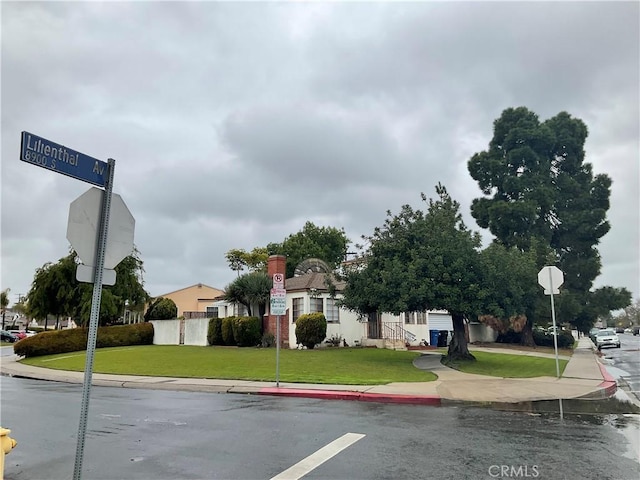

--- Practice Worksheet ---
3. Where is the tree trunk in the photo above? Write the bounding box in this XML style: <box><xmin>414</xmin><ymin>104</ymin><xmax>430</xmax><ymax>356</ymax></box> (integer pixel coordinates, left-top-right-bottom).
<box><xmin>520</xmin><ymin>320</ymin><xmax>536</xmax><ymax>347</ymax></box>
<box><xmin>443</xmin><ymin>312</ymin><xmax>475</xmax><ymax>363</ymax></box>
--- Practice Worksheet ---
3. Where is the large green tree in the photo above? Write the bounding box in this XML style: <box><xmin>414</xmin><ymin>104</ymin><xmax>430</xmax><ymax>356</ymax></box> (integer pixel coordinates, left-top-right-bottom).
<box><xmin>468</xmin><ymin>107</ymin><xmax>628</xmax><ymax>330</ymax></box>
<box><xmin>25</xmin><ymin>249</ymin><xmax>149</xmax><ymax>327</ymax></box>
<box><xmin>224</xmin><ymin>247</ymin><xmax>269</xmax><ymax>275</ymax></box>
<box><xmin>267</xmin><ymin>222</ymin><xmax>350</xmax><ymax>278</ymax></box>
<box><xmin>342</xmin><ymin>185</ymin><xmax>487</xmax><ymax>362</ymax></box>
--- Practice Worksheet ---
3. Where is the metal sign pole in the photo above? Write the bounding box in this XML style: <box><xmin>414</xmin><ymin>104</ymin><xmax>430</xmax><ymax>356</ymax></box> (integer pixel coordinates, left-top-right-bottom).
<box><xmin>547</xmin><ymin>269</ymin><xmax>564</xmax><ymax>421</ymax></box>
<box><xmin>73</xmin><ymin>158</ymin><xmax>115</xmax><ymax>480</ymax></box>
<box><xmin>276</xmin><ymin>314</ymin><xmax>281</xmax><ymax>387</ymax></box>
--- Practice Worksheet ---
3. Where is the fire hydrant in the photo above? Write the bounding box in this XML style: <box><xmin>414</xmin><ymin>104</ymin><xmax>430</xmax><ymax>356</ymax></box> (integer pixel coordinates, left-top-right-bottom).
<box><xmin>0</xmin><ymin>427</ymin><xmax>17</xmax><ymax>480</ymax></box>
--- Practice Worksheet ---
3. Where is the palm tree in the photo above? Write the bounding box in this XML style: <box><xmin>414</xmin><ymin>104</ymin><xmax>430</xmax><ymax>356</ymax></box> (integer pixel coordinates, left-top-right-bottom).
<box><xmin>223</xmin><ymin>272</ymin><xmax>271</xmax><ymax>319</ymax></box>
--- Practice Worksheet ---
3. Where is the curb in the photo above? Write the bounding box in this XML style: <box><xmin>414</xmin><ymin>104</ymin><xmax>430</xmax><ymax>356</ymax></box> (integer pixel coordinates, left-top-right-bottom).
<box><xmin>596</xmin><ymin>362</ymin><xmax>618</xmax><ymax>398</ymax></box>
<box><xmin>258</xmin><ymin>387</ymin><xmax>442</xmax><ymax>405</ymax></box>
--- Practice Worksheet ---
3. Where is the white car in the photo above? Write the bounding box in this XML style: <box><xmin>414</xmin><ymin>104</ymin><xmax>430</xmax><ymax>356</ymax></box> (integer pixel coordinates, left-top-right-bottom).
<box><xmin>595</xmin><ymin>330</ymin><xmax>621</xmax><ymax>350</ymax></box>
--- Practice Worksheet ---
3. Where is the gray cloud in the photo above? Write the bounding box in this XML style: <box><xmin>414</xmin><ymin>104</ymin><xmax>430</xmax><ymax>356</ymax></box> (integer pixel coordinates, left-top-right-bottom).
<box><xmin>2</xmin><ymin>1</ymin><xmax>638</xmax><ymax>301</ymax></box>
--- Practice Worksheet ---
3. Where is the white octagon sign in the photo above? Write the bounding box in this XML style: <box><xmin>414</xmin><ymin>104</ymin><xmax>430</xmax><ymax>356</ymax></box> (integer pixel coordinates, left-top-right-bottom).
<box><xmin>67</xmin><ymin>187</ymin><xmax>135</xmax><ymax>270</ymax></box>
<box><xmin>537</xmin><ymin>266</ymin><xmax>564</xmax><ymax>295</ymax></box>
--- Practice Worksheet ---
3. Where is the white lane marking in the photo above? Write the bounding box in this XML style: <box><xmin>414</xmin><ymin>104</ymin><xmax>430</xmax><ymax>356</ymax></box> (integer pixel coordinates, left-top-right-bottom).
<box><xmin>270</xmin><ymin>432</ymin><xmax>365</xmax><ymax>480</ymax></box>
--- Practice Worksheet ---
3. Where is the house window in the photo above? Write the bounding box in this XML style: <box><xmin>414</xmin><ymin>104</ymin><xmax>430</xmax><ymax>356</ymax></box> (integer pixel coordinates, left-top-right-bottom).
<box><xmin>292</xmin><ymin>297</ymin><xmax>303</xmax><ymax>322</ymax></box>
<box><xmin>206</xmin><ymin>306</ymin><xmax>219</xmax><ymax>318</ymax></box>
<box><xmin>404</xmin><ymin>312</ymin><xmax>415</xmax><ymax>324</ymax></box>
<box><xmin>310</xmin><ymin>297</ymin><xmax>323</xmax><ymax>314</ymax></box>
<box><xmin>416</xmin><ymin>311</ymin><xmax>427</xmax><ymax>325</ymax></box>
<box><xmin>325</xmin><ymin>298</ymin><xmax>340</xmax><ymax>323</ymax></box>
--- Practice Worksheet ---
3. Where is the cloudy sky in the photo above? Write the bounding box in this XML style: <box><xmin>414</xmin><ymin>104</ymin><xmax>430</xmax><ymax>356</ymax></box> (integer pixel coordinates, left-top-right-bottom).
<box><xmin>1</xmin><ymin>1</ymin><xmax>638</xmax><ymax>306</ymax></box>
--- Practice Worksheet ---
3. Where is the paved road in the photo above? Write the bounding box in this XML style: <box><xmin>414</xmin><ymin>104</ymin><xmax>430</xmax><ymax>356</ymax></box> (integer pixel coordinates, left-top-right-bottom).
<box><xmin>1</xmin><ymin>376</ymin><xmax>638</xmax><ymax>480</ymax></box>
<box><xmin>600</xmin><ymin>333</ymin><xmax>640</xmax><ymax>402</ymax></box>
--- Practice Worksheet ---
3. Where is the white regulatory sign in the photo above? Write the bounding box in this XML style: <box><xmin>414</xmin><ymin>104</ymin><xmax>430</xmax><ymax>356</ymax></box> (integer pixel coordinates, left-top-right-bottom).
<box><xmin>270</xmin><ymin>287</ymin><xmax>286</xmax><ymax>315</ymax></box>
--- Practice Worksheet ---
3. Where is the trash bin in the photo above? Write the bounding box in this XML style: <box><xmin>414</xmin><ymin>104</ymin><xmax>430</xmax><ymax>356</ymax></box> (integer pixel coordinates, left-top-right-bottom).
<box><xmin>429</xmin><ymin>329</ymin><xmax>439</xmax><ymax>347</ymax></box>
<box><xmin>438</xmin><ymin>330</ymin><xmax>448</xmax><ymax>347</ymax></box>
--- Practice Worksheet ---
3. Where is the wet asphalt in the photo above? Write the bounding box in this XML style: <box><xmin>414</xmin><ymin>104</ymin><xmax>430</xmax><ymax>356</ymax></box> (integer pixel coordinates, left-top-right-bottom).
<box><xmin>1</xmin><ymin>375</ymin><xmax>638</xmax><ymax>480</ymax></box>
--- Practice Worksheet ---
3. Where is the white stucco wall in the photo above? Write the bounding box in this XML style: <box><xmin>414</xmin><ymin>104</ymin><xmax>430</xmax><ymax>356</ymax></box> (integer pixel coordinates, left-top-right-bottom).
<box><xmin>151</xmin><ymin>320</ymin><xmax>180</xmax><ymax>345</ymax></box>
<box><xmin>184</xmin><ymin>318</ymin><xmax>209</xmax><ymax>346</ymax></box>
<box><xmin>468</xmin><ymin>323</ymin><xmax>499</xmax><ymax>343</ymax></box>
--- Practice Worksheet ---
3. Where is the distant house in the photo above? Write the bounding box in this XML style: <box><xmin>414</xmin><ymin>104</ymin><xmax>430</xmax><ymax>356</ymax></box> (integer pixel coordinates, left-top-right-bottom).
<box><xmin>150</xmin><ymin>259</ymin><xmax>497</xmax><ymax>348</ymax></box>
<box><xmin>154</xmin><ymin>283</ymin><xmax>224</xmax><ymax>318</ymax></box>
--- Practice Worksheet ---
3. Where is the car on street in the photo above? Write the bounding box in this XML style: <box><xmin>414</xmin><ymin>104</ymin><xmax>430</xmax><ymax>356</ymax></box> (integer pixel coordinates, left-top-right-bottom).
<box><xmin>595</xmin><ymin>329</ymin><xmax>621</xmax><ymax>350</ymax></box>
<box><xmin>6</xmin><ymin>330</ymin><xmax>27</xmax><ymax>340</ymax></box>
<box><xmin>633</xmin><ymin>326</ymin><xmax>640</xmax><ymax>336</ymax></box>
<box><xmin>1</xmin><ymin>330</ymin><xmax>18</xmax><ymax>343</ymax></box>
<box><xmin>589</xmin><ymin>327</ymin><xmax>601</xmax><ymax>342</ymax></box>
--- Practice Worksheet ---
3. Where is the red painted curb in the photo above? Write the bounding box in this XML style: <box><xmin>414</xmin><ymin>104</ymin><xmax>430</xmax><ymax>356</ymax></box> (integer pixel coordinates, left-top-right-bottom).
<box><xmin>597</xmin><ymin>362</ymin><xmax>617</xmax><ymax>397</ymax></box>
<box><xmin>258</xmin><ymin>387</ymin><xmax>441</xmax><ymax>406</ymax></box>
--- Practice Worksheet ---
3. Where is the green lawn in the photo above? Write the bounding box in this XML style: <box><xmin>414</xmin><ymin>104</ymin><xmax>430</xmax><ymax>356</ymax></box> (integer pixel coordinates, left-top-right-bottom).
<box><xmin>446</xmin><ymin>350</ymin><xmax>568</xmax><ymax>378</ymax></box>
<box><xmin>20</xmin><ymin>345</ymin><xmax>569</xmax><ymax>384</ymax></box>
<box><xmin>21</xmin><ymin>345</ymin><xmax>437</xmax><ymax>385</ymax></box>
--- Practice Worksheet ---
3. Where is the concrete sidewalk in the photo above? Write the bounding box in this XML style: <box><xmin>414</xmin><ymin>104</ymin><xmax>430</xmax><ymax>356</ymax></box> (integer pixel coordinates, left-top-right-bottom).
<box><xmin>0</xmin><ymin>337</ymin><xmax>615</xmax><ymax>406</ymax></box>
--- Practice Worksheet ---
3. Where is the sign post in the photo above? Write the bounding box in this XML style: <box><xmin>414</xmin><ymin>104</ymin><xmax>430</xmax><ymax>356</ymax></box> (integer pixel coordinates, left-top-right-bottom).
<box><xmin>71</xmin><ymin>159</ymin><xmax>115</xmax><ymax>480</ymax></box>
<box><xmin>538</xmin><ymin>265</ymin><xmax>565</xmax><ymax>420</ymax></box>
<box><xmin>270</xmin><ymin>274</ymin><xmax>286</xmax><ymax>387</ymax></box>
<box><xmin>19</xmin><ymin>132</ymin><xmax>133</xmax><ymax>479</ymax></box>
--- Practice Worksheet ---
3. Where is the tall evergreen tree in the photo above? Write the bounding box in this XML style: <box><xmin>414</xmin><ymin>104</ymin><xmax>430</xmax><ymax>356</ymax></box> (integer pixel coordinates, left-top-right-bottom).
<box><xmin>468</xmin><ymin>107</ymin><xmax>627</xmax><ymax>331</ymax></box>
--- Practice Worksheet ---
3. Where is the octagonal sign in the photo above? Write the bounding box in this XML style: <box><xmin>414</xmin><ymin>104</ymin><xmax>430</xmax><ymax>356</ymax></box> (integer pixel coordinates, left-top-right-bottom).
<box><xmin>67</xmin><ymin>187</ymin><xmax>135</xmax><ymax>269</ymax></box>
<box><xmin>537</xmin><ymin>266</ymin><xmax>564</xmax><ymax>295</ymax></box>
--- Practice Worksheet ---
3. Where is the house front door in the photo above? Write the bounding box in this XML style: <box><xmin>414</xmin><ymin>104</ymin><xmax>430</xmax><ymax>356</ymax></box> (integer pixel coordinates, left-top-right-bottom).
<box><xmin>367</xmin><ymin>312</ymin><xmax>381</xmax><ymax>339</ymax></box>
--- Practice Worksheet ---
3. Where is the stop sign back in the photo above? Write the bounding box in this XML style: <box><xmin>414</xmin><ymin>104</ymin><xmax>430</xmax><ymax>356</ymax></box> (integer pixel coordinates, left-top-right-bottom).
<box><xmin>67</xmin><ymin>187</ymin><xmax>135</xmax><ymax>269</ymax></box>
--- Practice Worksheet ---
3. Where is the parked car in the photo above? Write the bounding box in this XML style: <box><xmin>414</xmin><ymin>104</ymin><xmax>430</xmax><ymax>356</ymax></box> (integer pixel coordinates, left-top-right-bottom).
<box><xmin>595</xmin><ymin>330</ymin><xmax>621</xmax><ymax>350</ymax></box>
<box><xmin>1</xmin><ymin>330</ymin><xmax>18</xmax><ymax>343</ymax></box>
<box><xmin>633</xmin><ymin>326</ymin><xmax>640</xmax><ymax>336</ymax></box>
<box><xmin>589</xmin><ymin>328</ymin><xmax>600</xmax><ymax>343</ymax></box>
<box><xmin>6</xmin><ymin>330</ymin><xmax>27</xmax><ymax>340</ymax></box>
<box><xmin>615</xmin><ymin>327</ymin><xmax>625</xmax><ymax>334</ymax></box>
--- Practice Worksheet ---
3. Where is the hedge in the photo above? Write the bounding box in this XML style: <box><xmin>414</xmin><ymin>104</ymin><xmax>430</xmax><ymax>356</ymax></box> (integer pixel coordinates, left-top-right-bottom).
<box><xmin>295</xmin><ymin>312</ymin><xmax>327</xmax><ymax>349</ymax></box>
<box><xmin>221</xmin><ymin>317</ymin><xmax>235</xmax><ymax>345</ymax></box>
<box><xmin>13</xmin><ymin>323</ymin><xmax>154</xmax><ymax>358</ymax></box>
<box><xmin>207</xmin><ymin>317</ymin><xmax>223</xmax><ymax>345</ymax></box>
<box><xmin>232</xmin><ymin>316</ymin><xmax>261</xmax><ymax>347</ymax></box>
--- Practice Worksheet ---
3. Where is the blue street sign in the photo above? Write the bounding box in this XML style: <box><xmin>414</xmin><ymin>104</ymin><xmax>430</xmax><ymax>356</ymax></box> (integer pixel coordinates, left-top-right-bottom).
<box><xmin>20</xmin><ymin>131</ymin><xmax>109</xmax><ymax>187</ymax></box>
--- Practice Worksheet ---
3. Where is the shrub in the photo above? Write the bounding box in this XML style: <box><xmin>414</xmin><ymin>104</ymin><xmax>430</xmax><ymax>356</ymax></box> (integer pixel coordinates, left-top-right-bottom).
<box><xmin>14</xmin><ymin>323</ymin><xmax>154</xmax><ymax>358</ymax></box>
<box><xmin>496</xmin><ymin>330</ymin><xmax>522</xmax><ymax>344</ymax></box>
<box><xmin>533</xmin><ymin>330</ymin><xmax>574</xmax><ymax>349</ymax></box>
<box><xmin>325</xmin><ymin>333</ymin><xmax>342</xmax><ymax>347</ymax></box>
<box><xmin>232</xmin><ymin>316</ymin><xmax>261</xmax><ymax>347</ymax></box>
<box><xmin>221</xmin><ymin>316</ymin><xmax>236</xmax><ymax>345</ymax></box>
<box><xmin>207</xmin><ymin>318</ymin><xmax>223</xmax><ymax>345</ymax></box>
<box><xmin>295</xmin><ymin>312</ymin><xmax>327</xmax><ymax>349</ymax></box>
<box><xmin>144</xmin><ymin>297</ymin><xmax>177</xmax><ymax>320</ymax></box>
<box><xmin>261</xmin><ymin>332</ymin><xmax>275</xmax><ymax>348</ymax></box>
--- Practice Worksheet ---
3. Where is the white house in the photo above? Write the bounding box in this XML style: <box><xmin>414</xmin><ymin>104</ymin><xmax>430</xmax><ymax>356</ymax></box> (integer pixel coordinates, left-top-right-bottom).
<box><xmin>150</xmin><ymin>256</ymin><xmax>497</xmax><ymax>348</ymax></box>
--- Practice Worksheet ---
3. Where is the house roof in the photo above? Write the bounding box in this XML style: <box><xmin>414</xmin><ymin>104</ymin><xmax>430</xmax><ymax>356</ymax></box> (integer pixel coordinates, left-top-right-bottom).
<box><xmin>157</xmin><ymin>283</ymin><xmax>223</xmax><ymax>297</ymax></box>
<box><xmin>285</xmin><ymin>272</ymin><xmax>346</xmax><ymax>293</ymax></box>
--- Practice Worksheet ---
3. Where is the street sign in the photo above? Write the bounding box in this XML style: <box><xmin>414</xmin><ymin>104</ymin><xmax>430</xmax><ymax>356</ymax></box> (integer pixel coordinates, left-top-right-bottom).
<box><xmin>538</xmin><ymin>266</ymin><xmax>564</xmax><ymax>295</ymax></box>
<box><xmin>20</xmin><ymin>131</ymin><xmax>109</xmax><ymax>188</ymax></box>
<box><xmin>270</xmin><ymin>288</ymin><xmax>286</xmax><ymax>315</ymax></box>
<box><xmin>67</xmin><ymin>187</ymin><xmax>135</xmax><ymax>271</ymax></box>
<box><xmin>273</xmin><ymin>273</ymin><xmax>285</xmax><ymax>289</ymax></box>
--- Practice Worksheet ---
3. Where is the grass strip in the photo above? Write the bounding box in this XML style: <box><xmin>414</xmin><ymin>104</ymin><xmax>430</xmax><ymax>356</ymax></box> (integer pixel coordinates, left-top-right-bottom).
<box><xmin>445</xmin><ymin>350</ymin><xmax>569</xmax><ymax>377</ymax></box>
<box><xmin>21</xmin><ymin>345</ymin><xmax>437</xmax><ymax>385</ymax></box>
